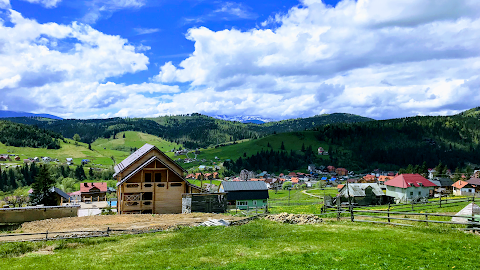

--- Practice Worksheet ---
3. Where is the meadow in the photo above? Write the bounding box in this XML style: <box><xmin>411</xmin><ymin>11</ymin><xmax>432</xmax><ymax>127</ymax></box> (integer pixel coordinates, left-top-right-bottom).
<box><xmin>1</xmin><ymin>219</ymin><xmax>479</xmax><ymax>269</ymax></box>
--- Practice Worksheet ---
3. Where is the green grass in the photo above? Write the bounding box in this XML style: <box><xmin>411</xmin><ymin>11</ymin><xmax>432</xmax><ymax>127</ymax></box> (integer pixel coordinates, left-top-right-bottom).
<box><xmin>1</xmin><ymin>220</ymin><xmax>479</xmax><ymax>269</ymax></box>
<box><xmin>180</xmin><ymin>131</ymin><xmax>330</xmax><ymax>170</ymax></box>
<box><xmin>0</xmin><ymin>131</ymin><xmax>181</xmax><ymax>168</ymax></box>
<box><xmin>187</xmin><ymin>179</ymin><xmax>222</xmax><ymax>187</ymax></box>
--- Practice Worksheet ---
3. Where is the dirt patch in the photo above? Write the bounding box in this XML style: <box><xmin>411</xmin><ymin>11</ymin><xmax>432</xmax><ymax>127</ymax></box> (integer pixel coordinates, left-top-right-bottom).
<box><xmin>1</xmin><ymin>213</ymin><xmax>243</xmax><ymax>242</ymax></box>
<box><xmin>265</xmin><ymin>213</ymin><xmax>323</xmax><ymax>225</ymax></box>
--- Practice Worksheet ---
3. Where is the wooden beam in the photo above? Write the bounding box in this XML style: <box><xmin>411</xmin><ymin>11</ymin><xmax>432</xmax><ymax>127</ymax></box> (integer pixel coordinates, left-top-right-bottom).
<box><xmin>143</xmin><ymin>168</ymin><xmax>168</xmax><ymax>171</ymax></box>
<box><xmin>167</xmin><ymin>170</ymin><xmax>169</xmax><ymax>189</ymax></box>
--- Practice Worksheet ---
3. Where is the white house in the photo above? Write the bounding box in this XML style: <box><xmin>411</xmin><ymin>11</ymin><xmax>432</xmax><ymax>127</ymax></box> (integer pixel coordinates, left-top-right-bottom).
<box><xmin>385</xmin><ymin>174</ymin><xmax>436</xmax><ymax>203</ymax></box>
<box><xmin>452</xmin><ymin>180</ymin><xmax>476</xmax><ymax>196</ymax></box>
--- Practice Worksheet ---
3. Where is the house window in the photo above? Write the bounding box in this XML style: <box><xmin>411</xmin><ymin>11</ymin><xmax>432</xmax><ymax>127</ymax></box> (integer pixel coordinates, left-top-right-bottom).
<box><xmin>145</xmin><ymin>173</ymin><xmax>152</xmax><ymax>182</ymax></box>
<box><xmin>263</xmin><ymin>200</ymin><xmax>267</xmax><ymax>204</ymax></box>
<box><xmin>237</xmin><ymin>201</ymin><xmax>248</xmax><ymax>206</ymax></box>
<box><xmin>410</xmin><ymin>192</ymin><xmax>413</xmax><ymax>196</ymax></box>
<box><xmin>418</xmin><ymin>191</ymin><xmax>421</xmax><ymax>196</ymax></box>
<box><xmin>157</xmin><ymin>183</ymin><xmax>165</xmax><ymax>188</ymax></box>
<box><xmin>171</xmin><ymin>183</ymin><xmax>182</xmax><ymax>187</ymax></box>
<box><xmin>155</xmin><ymin>173</ymin><xmax>162</xmax><ymax>182</ymax></box>
<box><xmin>253</xmin><ymin>200</ymin><xmax>257</xmax><ymax>206</ymax></box>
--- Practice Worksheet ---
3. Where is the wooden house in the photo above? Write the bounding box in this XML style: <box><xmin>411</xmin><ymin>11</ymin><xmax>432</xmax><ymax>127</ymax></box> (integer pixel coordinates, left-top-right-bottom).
<box><xmin>114</xmin><ymin>144</ymin><xmax>202</xmax><ymax>214</ymax></box>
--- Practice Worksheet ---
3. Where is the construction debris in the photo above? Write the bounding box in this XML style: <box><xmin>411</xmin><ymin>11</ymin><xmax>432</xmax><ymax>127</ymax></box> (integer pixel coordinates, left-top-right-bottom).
<box><xmin>264</xmin><ymin>213</ymin><xmax>323</xmax><ymax>225</ymax></box>
<box><xmin>198</xmin><ymin>219</ymin><xmax>230</xmax><ymax>227</ymax></box>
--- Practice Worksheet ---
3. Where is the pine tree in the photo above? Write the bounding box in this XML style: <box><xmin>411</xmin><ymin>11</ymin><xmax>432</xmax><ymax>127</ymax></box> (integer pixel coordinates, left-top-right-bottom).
<box><xmin>301</xmin><ymin>143</ymin><xmax>305</xmax><ymax>152</ymax></box>
<box><xmin>88</xmin><ymin>143</ymin><xmax>92</xmax><ymax>150</ymax></box>
<box><xmin>281</xmin><ymin>141</ymin><xmax>285</xmax><ymax>150</ymax></box>
<box><xmin>123</xmin><ymin>133</ymin><xmax>126</xmax><ymax>138</ymax></box>
<box><xmin>30</xmin><ymin>165</ymin><xmax>56</xmax><ymax>206</ymax></box>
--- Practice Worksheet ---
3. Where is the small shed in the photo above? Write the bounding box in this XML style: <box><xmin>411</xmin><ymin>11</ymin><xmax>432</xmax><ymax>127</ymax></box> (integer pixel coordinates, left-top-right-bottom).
<box><xmin>182</xmin><ymin>193</ymin><xmax>227</xmax><ymax>213</ymax></box>
<box><xmin>219</xmin><ymin>181</ymin><xmax>269</xmax><ymax>210</ymax></box>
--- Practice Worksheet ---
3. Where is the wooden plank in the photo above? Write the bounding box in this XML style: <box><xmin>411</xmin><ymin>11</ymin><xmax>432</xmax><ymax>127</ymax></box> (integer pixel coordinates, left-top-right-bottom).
<box><xmin>354</xmin><ymin>215</ymin><xmax>480</xmax><ymax>226</ymax></box>
<box><xmin>353</xmin><ymin>209</ymin><xmax>477</xmax><ymax>218</ymax></box>
<box><xmin>353</xmin><ymin>220</ymin><xmax>413</xmax><ymax>226</ymax></box>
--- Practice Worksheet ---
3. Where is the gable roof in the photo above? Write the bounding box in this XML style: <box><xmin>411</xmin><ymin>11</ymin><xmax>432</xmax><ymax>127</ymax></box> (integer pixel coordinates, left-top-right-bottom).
<box><xmin>452</xmin><ymin>180</ymin><xmax>471</xmax><ymax>189</ymax></box>
<box><xmin>221</xmin><ymin>181</ymin><xmax>268</xmax><ymax>192</ymax></box>
<box><xmin>113</xmin><ymin>143</ymin><xmax>185</xmax><ymax>178</ymax></box>
<box><xmin>339</xmin><ymin>183</ymin><xmax>384</xmax><ymax>197</ymax></box>
<box><xmin>467</xmin><ymin>178</ymin><xmax>480</xmax><ymax>186</ymax></box>
<box><xmin>80</xmin><ymin>182</ymin><xmax>107</xmax><ymax>193</ymax></box>
<box><xmin>385</xmin><ymin>174</ymin><xmax>436</xmax><ymax>188</ymax></box>
<box><xmin>378</xmin><ymin>175</ymin><xmax>394</xmax><ymax>182</ymax></box>
<box><xmin>433</xmin><ymin>177</ymin><xmax>454</xmax><ymax>187</ymax></box>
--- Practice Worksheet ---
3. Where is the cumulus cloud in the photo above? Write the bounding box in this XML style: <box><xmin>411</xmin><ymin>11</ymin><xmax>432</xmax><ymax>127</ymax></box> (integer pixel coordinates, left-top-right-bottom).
<box><xmin>0</xmin><ymin>10</ymin><xmax>178</xmax><ymax>118</ymax></box>
<box><xmin>0</xmin><ymin>0</ymin><xmax>10</xmax><ymax>9</ymax></box>
<box><xmin>155</xmin><ymin>0</ymin><xmax>480</xmax><ymax>119</ymax></box>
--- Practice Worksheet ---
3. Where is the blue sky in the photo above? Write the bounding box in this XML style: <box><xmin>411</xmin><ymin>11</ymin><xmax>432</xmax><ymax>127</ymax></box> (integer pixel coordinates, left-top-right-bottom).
<box><xmin>0</xmin><ymin>0</ymin><xmax>479</xmax><ymax>120</ymax></box>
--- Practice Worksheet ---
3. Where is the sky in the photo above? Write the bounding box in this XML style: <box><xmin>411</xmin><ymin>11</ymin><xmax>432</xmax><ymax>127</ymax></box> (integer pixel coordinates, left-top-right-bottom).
<box><xmin>0</xmin><ymin>0</ymin><xmax>479</xmax><ymax>120</ymax></box>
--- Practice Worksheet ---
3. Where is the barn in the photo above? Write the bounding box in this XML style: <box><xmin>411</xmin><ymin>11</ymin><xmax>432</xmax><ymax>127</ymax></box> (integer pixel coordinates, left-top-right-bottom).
<box><xmin>114</xmin><ymin>143</ymin><xmax>202</xmax><ymax>214</ymax></box>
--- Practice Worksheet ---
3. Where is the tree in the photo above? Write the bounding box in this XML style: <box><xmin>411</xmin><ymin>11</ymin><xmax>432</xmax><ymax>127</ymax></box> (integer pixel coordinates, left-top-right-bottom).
<box><xmin>88</xmin><ymin>143</ymin><xmax>92</xmax><ymax>150</ymax></box>
<box><xmin>301</xmin><ymin>143</ymin><xmax>305</xmax><ymax>152</ymax></box>
<box><xmin>73</xmin><ymin>133</ymin><xmax>81</xmax><ymax>142</ymax></box>
<box><xmin>282</xmin><ymin>181</ymin><xmax>292</xmax><ymax>190</ymax></box>
<box><xmin>123</xmin><ymin>133</ymin><xmax>126</xmax><ymax>138</ymax></box>
<box><xmin>280</xmin><ymin>141</ymin><xmax>285</xmax><ymax>150</ymax></box>
<box><xmin>30</xmin><ymin>165</ymin><xmax>57</xmax><ymax>206</ymax></box>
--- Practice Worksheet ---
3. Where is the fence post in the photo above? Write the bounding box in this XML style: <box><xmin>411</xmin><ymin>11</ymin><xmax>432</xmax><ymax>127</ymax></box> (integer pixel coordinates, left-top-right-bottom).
<box><xmin>388</xmin><ymin>203</ymin><xmax>391</xmax><ymax>223</ymax></box>
<box><xmin>411</xmin><ymin>200</ymin><xmax>414</xmax><ymax>211</ymax></box>
<box><xmin>336</xmin><ymin>197</ymin><xmax>341</xmax><ymax>221</ymax></box>
<box><xmin>439</xmin><ymin>195</ymin><xmax>442</xmax><ymax>208</ymax></box>
<box><xmin>350</xmin><ymin>204</ymin><xmax>354</xmax><ymax>222</ymax></box>
<box><xmin>107</xmin><ymin>227</ymin><xmax>110</xmax><ymax>236</ymax></box>
<box><xmin>425</xmin><ymin>214</ymin><xmax>428</xmax><ymax>226</ymax></box>
<box><xmin>45</xmin><ymin>230</ymin><xmax>48</xmax><ymax>240</ymax></box>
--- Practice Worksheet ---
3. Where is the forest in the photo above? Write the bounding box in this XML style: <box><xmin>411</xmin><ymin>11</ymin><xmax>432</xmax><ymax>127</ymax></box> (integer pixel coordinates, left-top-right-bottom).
<box><xmin>315</xmin><ymin>110</ymin><xmax>480</xmax><ymax>172</ymax></box>
<box><xmin>3</xmin><ymin>112</ymin><xmax>371</xmax><ymax>149</ymax></box>
<box><xmin>0</xmin><ymin>121</ymin><xmax>62</xmax><ymax>149</ymax></box>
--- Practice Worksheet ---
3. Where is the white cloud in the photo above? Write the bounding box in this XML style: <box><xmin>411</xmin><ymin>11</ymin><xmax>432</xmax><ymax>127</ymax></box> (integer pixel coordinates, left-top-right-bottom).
<box><xmin>0</xmin><ymin>10</ymin><xmax>178</xmax><ymax>118</ymax></box>
<box><xmin>155</xmin><ymin>0</ymin><xmax>480</xmax><ymax>119</ymax></box>
<box><xmin>20</xmin><ymin>0</ymin><xmax>62</xmax><ymax>8</ymax></box>
<box><xmin>83</xmin><ymin>0</ymin><xmax>146</xmax><ymax>24</ymax></box>
<box><xmin>134</xmin><ymin>27</ymin><xmax>160</xmax><ymax>35</ymax></box>
<box><xmin>214</xmin><ymin>2</ymin><xmax>257</xmax><ymax>19</ymax></box>
<box><xmin>0</xmin><ymin>0</ymin><xmax>10</xmax><ymax>9</ymax></box>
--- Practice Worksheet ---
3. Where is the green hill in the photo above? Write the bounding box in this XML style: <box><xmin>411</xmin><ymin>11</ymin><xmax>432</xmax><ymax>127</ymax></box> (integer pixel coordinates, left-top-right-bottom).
<box><xmin>3</xmin><ymin>113</ymin><xmax>373</xmax><ymax>149</ymax></box>
<box><xmin>0</xmin><ymin>120</ymin><xmax>63</xmax><ymax>149</ymax></box>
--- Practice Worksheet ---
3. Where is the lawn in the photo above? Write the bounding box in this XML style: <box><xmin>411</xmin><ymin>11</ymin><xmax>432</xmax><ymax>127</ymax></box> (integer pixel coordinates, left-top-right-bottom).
<box><xmin>1</xmin><ymin>219</ymin><xmax>479</xmax><ymax>269</ymax></box>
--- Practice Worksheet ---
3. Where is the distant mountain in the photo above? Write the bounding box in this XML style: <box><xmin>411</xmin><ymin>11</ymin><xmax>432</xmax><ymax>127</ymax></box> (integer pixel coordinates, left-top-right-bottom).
<box><xmin>0</xmin><ymin>110</ymin><xmax>62</xmax><ymax>120</ymax></box>
<box><xmin>211</xmin><ymin>115</ymin><xmax>274</xmax><ymax>124</ymax></box>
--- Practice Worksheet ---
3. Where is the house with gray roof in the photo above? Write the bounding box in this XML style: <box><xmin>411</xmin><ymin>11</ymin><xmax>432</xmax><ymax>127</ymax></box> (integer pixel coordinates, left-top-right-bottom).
<box><xmin>338</xmin><ymin>183</ymin><xmax>391</xmax><ymax>205</ymax></box>
<box><xmin>219</xmin><ymin>181</ymin><xmax>269</xmax><ymax>210</ymax></box>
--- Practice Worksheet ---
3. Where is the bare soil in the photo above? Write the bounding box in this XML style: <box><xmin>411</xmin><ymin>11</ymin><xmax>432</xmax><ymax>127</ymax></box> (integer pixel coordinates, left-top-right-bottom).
<box><xmin>1</xmin><ymin>213</ymin><xmax>243</xmax><ymax>242</ymax></box>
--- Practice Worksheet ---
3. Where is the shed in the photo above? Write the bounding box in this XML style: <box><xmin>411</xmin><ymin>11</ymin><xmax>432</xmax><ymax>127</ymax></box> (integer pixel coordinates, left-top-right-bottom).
<box><xmin>338</xmin><ymin>183</ymin><xmax>390</xmax><ymax>205</ymax></box>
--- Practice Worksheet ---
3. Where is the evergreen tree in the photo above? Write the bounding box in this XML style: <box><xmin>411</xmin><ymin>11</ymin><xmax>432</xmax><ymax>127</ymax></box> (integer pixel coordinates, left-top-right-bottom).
<box><xmin>88</xmin><ymin>143</ymin><xmax>92</xmax><ymax>150</ymax></box>
<box><xmin>280</xmin><ymin>141</ymin><xmax>285</xmax><ymax>150</ymax></box>
<box><xmin>89</xmin><ymin>167</ymin><xmax>95</xmax><ymax>179</ymax></box>
<box><xmin>123</xmin><ymin>133</ymin><xmax>126</xmax><ymax>138</ymax></box>
<box><xmin>30</xmin><ymin>165</ymin><xmax>57</xmax><ymax>206</ymax></box>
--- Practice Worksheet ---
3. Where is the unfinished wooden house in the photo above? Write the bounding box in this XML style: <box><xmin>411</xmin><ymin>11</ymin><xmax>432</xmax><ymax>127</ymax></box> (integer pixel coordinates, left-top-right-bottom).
<box><xmin>114</xmin><ymin>144</ymin><xmax>202</xmax><ymax>214</ymax></box>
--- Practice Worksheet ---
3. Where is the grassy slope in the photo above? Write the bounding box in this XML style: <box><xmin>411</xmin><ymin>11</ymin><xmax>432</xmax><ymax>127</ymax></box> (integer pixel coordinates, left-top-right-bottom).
<box><xmin>1</xmin><ymin>220</ymin><xmax>479</xmax><ymax>269</ymax></box>
<box><xmin>0</xmin><ymin>131</ymin><xmax>180</xmax><ymax>168</ymax></box>
<box><xmin>181</xmin><ymin>131</ymin><xmax>330</xmax><ymax>170</ymax></box>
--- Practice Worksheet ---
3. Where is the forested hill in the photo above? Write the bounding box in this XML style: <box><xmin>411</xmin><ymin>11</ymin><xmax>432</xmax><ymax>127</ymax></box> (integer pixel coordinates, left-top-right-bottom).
<box><xmin>0</xmin><ymin>121</ymin><xmax>63</xmax><ymax>149</ymax></box>
<box><xmin>3</xmin><ymin>113</ymin><xmax>372</xmax><ymax>149</ymax></box>
<box><xmin>316</xmin><ymin>113</ymin><xmax>480</xmax><ymax>172</ymax></box>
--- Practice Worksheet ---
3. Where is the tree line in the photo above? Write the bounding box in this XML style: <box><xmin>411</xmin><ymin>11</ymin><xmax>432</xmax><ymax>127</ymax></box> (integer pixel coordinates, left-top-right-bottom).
<box><xmin>0</xmin><ymin>121</ymin><xmax>62</xmax><ymax>149</ymax></box>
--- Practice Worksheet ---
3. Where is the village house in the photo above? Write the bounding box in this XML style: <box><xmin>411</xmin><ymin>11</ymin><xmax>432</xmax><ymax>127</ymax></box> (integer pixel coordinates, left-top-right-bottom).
<box><xmin>430</xmin><ymin>177</ymin><xmax>454</xmax><ymax>195</ymax></box>
<box><xmin>327</xmin><ymin>166</ymin><xmax>336</xmax><ymax>173</ymax></box>
<box><xmin>338</xmin><ymin>183</ymin><xmax>389</xmax><ymax>205</ymax></box>
<box><xmin>0</xmin><ymin>155</ymin><xmax>11</xmax><ymax>161</ymax></box>
<box><xmin>114</xmin><ymin>144</ymin><xmax>202</xmax><ymax>214</ymax></box>
<box><xmin>29</xmin><ymin>187</ymin><xmax>71</xmax><ymax>206</ymax></box>
<box><xmin>452</xmin><ymin>180</ymin><xmax>475</xmax><ymax>196</ymax></box>
<box><xmin>239</xmin><ymin>169</ymin><xmax>256</xmax><ymax>181</ymax></box>
<box><xmin>80</xmin><ymin>182</ymin><xmax>108</xmax><ymax>202</ymax></box>
<box><xmin>474</xmin><ymin>170</ymin><xmax>480</xmax><ymax>179</ymax></box>
<box><xmin>385</xmin><ymin>174</ymin><xmax>436</xmax><ymax>203</ymax></box>
<box><xmin>335</xmin><ymin>168</ymin><xmax>348</xmax><ymax>176</ymax></box>
<box><xmin>219</xmin><ymin>181</ymin><xmax>269</xmax><ymax>210</ymax></box>
<box><xmin>317</xmin><ymin>147</ymin><xmax>325</xmax><ymax>155</ymax></box>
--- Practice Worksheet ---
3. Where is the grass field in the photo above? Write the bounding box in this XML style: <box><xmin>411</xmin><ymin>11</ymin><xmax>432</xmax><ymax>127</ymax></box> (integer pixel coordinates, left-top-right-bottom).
<box><xmin>1</xmin><ymin>219</ymin><xmax>479</xmax><ymax>269</ymax></box>
<box><xmin>180</xmin><ymin>131</ymin><xmax>330</xmax><ymax>170</ymax></box>
<box><xmin>0</xmin><ymin>131</ymin><xmax>180</xmax><ymax>168</ymax></box>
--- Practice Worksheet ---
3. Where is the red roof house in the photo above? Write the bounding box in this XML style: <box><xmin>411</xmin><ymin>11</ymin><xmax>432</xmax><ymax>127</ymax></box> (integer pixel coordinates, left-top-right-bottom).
<box><xmin>80</xmin><ymin>182</ymin><xmax>108</xmax><ymax>201</ymax></box>
<box><xmin>385</xmin><ymin>174</ymin><xmax>436</xmax><ymax>202</ymax></box>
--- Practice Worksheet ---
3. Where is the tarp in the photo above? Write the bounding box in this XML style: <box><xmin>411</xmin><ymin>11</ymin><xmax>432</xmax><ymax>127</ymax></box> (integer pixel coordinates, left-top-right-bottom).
<box><xmin>451</xmin><ymin>203</ymin><xmax>480</xmax><ymax>224</ymax></box>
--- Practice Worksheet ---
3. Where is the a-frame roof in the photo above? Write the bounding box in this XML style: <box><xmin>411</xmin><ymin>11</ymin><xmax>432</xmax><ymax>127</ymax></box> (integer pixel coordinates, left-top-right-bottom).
<box><xmin>113</xmin><ymin>143</ymin><xmax>186</xmax><ymax>178</ymax></box>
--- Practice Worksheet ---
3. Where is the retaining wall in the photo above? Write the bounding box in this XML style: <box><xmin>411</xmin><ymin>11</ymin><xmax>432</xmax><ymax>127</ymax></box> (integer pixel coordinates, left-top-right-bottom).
<box><xmin>0</xmin><ymin>205</ymin><xmax>80</xmax><ymax>223</ymax></box>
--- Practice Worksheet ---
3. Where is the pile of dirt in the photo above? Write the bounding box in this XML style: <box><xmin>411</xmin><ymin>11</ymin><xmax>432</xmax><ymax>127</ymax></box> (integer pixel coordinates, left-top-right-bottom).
<box><xmin>18</xmin><ymin>213</ymin><xmax>242</xmax><ymax>233</ymax></box>
<box><xmin>264</xmin><ymin>213</ymin><xmax>323</xmax><ymax>225</ymax></box>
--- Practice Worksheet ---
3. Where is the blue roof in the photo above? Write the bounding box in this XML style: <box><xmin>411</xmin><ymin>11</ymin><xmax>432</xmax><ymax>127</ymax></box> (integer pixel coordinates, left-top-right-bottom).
<box><xmin>330</xmin><ymin>178</ymin><xmax>337</xmax><ymax>181</ymax></box>
<box><xmin>321</xmin><ymin>177</ymin><xmax>327</xmax><ymax>180</ymax></box>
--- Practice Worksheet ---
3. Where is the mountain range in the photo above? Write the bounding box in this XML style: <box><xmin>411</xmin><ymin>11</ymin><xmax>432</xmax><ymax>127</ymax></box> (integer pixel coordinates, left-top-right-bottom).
<box><xmin>0</xmin><ymin>110</ymin><xmax>62</xmax><ymax>120</ymax></box>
